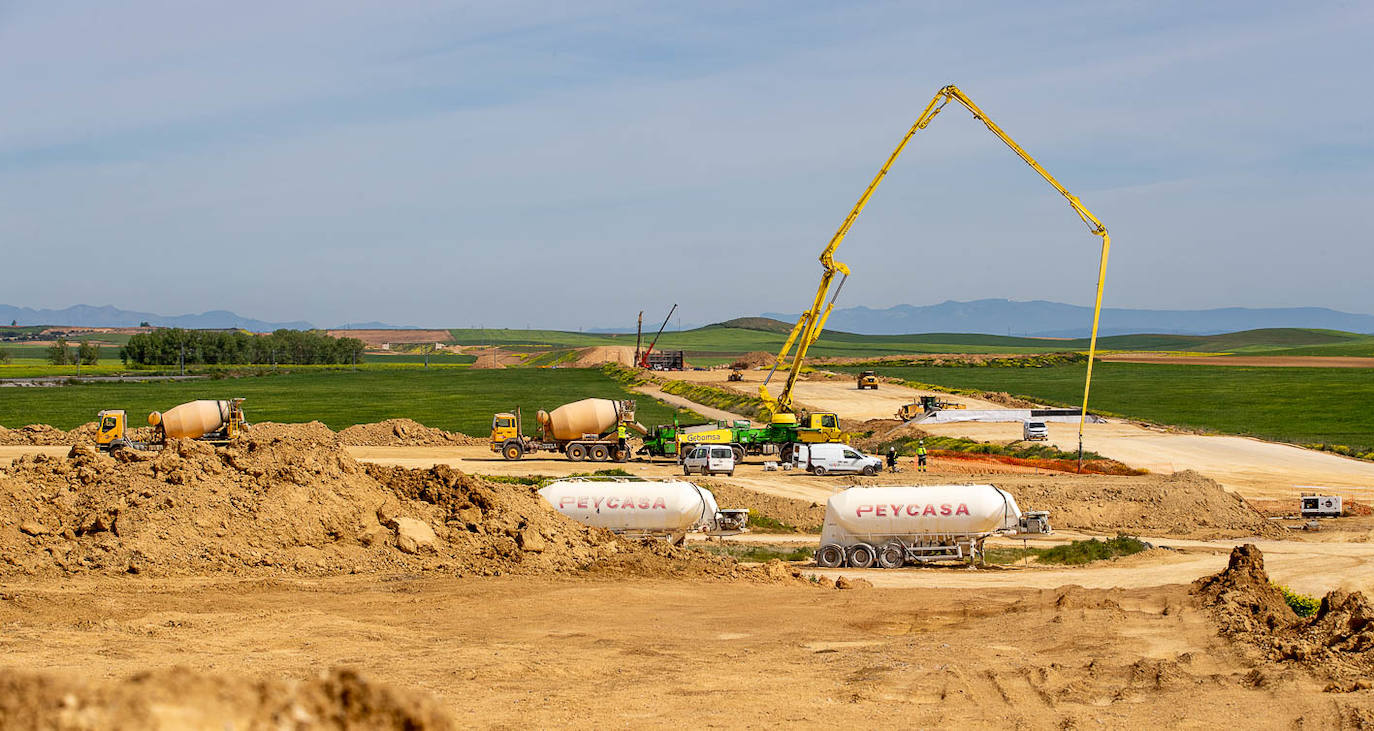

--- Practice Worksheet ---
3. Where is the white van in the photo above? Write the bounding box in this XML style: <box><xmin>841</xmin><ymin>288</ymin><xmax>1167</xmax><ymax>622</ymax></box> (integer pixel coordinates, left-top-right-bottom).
<box><xmin>1023</xmin><ymin>421</ymin><xmax>1049</xmax><ymax>441</ymax></box>
<box><xmin>683</xmin><ymin>445</ymin><xmax>736</xmax><ymax>477</ymax></box>
<box><xmin>794</xmin><ymin>443</ymin><xmax>883</xmax><ymax>476</ymax></box>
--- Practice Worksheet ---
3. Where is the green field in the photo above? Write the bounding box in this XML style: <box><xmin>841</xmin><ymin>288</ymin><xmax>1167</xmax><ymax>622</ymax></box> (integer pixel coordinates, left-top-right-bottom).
<box><xmin>0</xmin><ymin>368</ymin><xmax>699</xmax><ymax>436</ymax></box>
<box><xmin>445</xmin><ymin>323</ymin><xmax>1374</xmax><ymax>361</ymax></box>
<box><xmin>842</xmin><ymin>362</ymin><xmax>1374</xmax><ymax>450</ymax></box>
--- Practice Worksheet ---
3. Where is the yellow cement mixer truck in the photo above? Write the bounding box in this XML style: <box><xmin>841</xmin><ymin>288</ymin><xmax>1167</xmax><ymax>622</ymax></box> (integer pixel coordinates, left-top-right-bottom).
<box><xmin>96</xmin><ymin>398</ymin><xmax>248</xmax><ymax>452</ymax></box>
<box><xmin>491</xmin><ymin>398</ymin><xmax>647</xmax><ymax>462</ymax></box>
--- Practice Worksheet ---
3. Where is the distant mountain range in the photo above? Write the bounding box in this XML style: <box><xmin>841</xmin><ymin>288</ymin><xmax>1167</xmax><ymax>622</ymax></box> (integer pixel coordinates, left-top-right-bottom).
<box><xmin>759</xmin><ymin>299</ymin><xmax>1374</xmax><ymax>337</ymax></box>
<box><xmin>7</xmin><ymin>300</ymin><xmax>1373</xmax><ymax>337</ymax></box>
<box><xmin>0</xmin><ymin>304</ymin><xmax>313</xmax><ymax>332</ymax></box>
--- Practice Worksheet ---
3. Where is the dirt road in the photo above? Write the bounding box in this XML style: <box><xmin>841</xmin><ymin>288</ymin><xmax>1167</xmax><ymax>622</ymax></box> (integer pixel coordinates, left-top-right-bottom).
<box><xmin>670</xmin><ymin>368</ymin><xmax>1004</xmax><ymax>415</ymax></box>
<box><xmin>919</xmin><ymin>420</ymin><xmax>1374</xmax><ymax>500</ymax></box>
<box><xmin>631</xmin><ymin>384</ymin><xmax>752</xmax><ymax>423</ymax></box>
<box><xmin>689</xmin><ymin>370</ymin><xmax>1374</xmax><ymax>501</ymax></box>
<box><xmin>1</xmin><ymin>571</ymin><xmax>1364</xmax><ymax>727</ymax></box>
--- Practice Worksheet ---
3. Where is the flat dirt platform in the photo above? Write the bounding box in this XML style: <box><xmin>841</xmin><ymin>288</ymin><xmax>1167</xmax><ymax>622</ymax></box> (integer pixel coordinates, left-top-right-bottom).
<box><xmin>0</xmin><ymin>572</ymin><xmax>1364</xmax><ymax>728</ymax></box>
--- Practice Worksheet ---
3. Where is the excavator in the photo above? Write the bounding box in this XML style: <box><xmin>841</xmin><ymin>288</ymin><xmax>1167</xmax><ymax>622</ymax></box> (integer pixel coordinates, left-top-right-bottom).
<box><xmin>760</xmin><ymin>84</ymin><xmax>1111</xmax><ymax>463</ymax></box>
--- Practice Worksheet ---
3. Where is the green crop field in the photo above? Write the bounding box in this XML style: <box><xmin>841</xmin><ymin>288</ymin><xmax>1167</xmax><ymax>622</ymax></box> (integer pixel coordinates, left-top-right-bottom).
<box><xmin>840</xmin><ymin>362</ymin><xmax>1374</xmax><ymax>450</ymax></box>
<box><xmin>0</xmin><ymin>368</ymin><xmax>698</xmax><ymax>437</ymax></box>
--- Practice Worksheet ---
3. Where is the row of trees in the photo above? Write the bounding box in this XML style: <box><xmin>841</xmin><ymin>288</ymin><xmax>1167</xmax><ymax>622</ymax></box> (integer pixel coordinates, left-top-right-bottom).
<box><xmin>119</xmin><ymin>329</ymin><xmax>366</xmax><ymax>366</ymax></box>
<box><xmin>47</xmin><ymin>339</ymin><xmax>101</xmax><ymax>366</ymax></box>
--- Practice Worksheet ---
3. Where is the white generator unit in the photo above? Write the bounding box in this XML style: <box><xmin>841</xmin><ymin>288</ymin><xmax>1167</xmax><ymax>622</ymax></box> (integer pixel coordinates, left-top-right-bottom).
<box><xmin>539</xmin><ymin>477</ymin><xmax>748</xmax><ymax>542</ymax></box>
<box><xmin>1300</xmin><ymin>494</ymin><xmax>1342</xmax><ymax>518</ymax></box>
<box><xmin>815</xmin><ymin>484</ymin><xmax>1050</xmax><ymax>568</ymax></box>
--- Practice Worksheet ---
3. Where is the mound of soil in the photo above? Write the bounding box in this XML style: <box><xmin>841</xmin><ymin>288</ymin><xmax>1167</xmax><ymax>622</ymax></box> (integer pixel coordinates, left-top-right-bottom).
<box><xmin>979</xmin><ymin>391</ymin><xmax>1038</xmax><ymax>408</ymax></box>
<box><xmin>699</xmin><ymin>480</ymin><xmax>825</xmax><ymax>532</ymax></box>
<box><xmin>0</xmin><ymin>666</ymin><xmax>453</xmax><ymax>729</ymax></box>
<box><xmin>0</xmin><ymin>424</ymin><xmax>84</xmax><ymax>446</ymax></box>
<box><xmin>339</xmin><ymin>419</ymin><xmax>482</xmax><ymax>447</ymax></box>
<box><xmin>0</xmin><ymin>423</ymin><xmax>761</xmax><ymax>579</ymax></box>
<box><xmin>1193</xmin><ymin>545</ymin><xmax>1374</xmax><ymax>683</ymax></box>
<box><xmin>999</xmin><ymin>471</ymin><xmax>1284</xmax><ymax>539</ymax></box>
<box><xmin>730</xmin><ymin>351</ymin><xmax>775</xmax><ymax>369</ymax></box>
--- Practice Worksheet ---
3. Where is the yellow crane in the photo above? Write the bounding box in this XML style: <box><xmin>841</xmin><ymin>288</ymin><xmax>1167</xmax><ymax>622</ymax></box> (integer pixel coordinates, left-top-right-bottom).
<box><xmin>760</xmin><ymin>84</ymin><xmax>1111</xmax><ymax>460</ymax></box>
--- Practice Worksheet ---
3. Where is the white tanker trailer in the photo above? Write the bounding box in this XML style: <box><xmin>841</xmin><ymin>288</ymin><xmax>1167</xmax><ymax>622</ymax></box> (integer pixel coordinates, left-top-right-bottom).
<box><xmin>539</xmin><ymin>477</ymin><xmax>748</xmax><ymax>543</ymax></box>
<box><xmin>815</xmin><ymin>485</ymin><xmax>1051</xmax><ymax>568</ymax></box>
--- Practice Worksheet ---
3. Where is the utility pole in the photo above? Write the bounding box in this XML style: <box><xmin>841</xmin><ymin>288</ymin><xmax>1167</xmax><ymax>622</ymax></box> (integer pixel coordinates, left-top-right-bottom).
<box><xmin>179</xmin><ymin>344</ymin><xmax>185</xmax><ymax>376</ymax></box>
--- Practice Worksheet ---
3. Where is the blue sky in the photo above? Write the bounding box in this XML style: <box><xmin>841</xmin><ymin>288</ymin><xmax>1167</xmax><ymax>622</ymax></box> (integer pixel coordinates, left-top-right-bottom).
<box><xmin>2</xmin><ymin>1</ymin><xmax>1371</xmax><ymax>328</ymax></box>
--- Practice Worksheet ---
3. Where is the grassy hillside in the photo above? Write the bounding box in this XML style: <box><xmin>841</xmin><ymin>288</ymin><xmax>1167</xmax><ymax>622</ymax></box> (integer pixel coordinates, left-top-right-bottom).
<box><xmin>0</xmin><ymin>368</ymin><xmax>694</xmax><ymax>437</ymax></box>
<box><xmin>446</xmin><ymin>323</ymin><xmax>1374</xmax><ymax>361</ymax></box>
<box><xmin>842</xmin><ymin>362</ymin><xmax>1374</xmax><ymax>451</ymax></box>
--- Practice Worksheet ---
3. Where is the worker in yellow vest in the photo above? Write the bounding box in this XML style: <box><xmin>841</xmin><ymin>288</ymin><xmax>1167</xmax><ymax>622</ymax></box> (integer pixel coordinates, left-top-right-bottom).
<box><xmin>616</xmin><ymin>422</ymin><xmax>629</xmax><ymax>461</ymax></box>
<box><xmin>915</xmin><ymin>440</ymin><xmax>928</xmax><ymax>473</ymax></box>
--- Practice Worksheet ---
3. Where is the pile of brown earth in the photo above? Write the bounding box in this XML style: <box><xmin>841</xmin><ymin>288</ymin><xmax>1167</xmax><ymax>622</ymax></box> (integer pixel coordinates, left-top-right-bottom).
<box><xmin>0</xmin><ymin>423</ymin><xmax>95</xmax><ymax>446</ymax></box>
<box><xmin>699</xmin><ymin>480</ymin><xmax>826</xmax><ymax>532</ymax></box>
<box><xmin>998</xmin><ymin>471</ymin><xmax>1285</xmax><ymax>539</ymax></box>
<box><xmin>338</xmin><ymin>418</ymin><xmax>483</xmax><ymax>447</ymax></box>
<box><xmin>730</xmin><ymin>351</ymin><xmax>775</xmax><ymax>369</ymax></box>
<box><xmin>0</xmin><ymin>422</ymin><xmax>767</xmax><ymax>580</ymax></box>
<box><xmin>0</xmin><ymin>667</ymin><xmax>453</xmax><ymax>729</ymax></box>
<box><xmin>0</xmin><ymin>419</ymin><xmax>479</xmax><ymax>447</ymax></box>
<box><xmin>1193</xmin><ymin>544</ymin><xmax>1374</xmax><ymax>686</ymax></box>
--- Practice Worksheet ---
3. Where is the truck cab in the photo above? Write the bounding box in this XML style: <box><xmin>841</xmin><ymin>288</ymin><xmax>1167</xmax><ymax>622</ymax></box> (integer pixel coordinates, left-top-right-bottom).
<box><xmin>491</xmin><ymin>412</ymin><xmax>524</xmax><ymax>459</ymax></box>
<box><xmin>797</xmin><ymin>412</ymin><xmax>843</xmax><ymax>443</ymax></box>
<box><xmin>95</xmin><ymin>409</ymin><xmax>127</xmax><ymax>452</ymax></box>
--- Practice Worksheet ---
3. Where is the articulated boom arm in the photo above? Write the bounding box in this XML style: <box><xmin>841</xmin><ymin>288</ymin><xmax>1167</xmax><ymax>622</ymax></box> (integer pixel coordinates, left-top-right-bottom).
<box><xmin>761</xmin><ymin>85</ymin><xmax>1111</xmax><ymax>445</ymax></box>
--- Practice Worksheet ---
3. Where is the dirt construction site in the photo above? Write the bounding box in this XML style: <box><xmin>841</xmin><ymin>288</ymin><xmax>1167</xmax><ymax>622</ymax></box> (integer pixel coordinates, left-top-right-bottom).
<box><xmin>2</xmin><ymin>371</ymin><xmax>1374</xmax><ymax>729</ymax></box>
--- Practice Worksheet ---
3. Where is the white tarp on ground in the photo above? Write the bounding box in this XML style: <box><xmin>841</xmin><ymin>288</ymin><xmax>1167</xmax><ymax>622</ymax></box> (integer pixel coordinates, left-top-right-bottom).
<box><xmin>912</xmin><ymin>409</ymin><xmax>1106</xmax><ymax>425</ymax></box>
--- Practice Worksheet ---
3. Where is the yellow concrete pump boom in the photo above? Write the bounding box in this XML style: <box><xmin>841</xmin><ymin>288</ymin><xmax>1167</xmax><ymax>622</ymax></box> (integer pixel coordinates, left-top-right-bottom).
<box><xmin>761</xmin><ymin>84</ymin><xmax>1111</xmax><ymax>457</ymax></box>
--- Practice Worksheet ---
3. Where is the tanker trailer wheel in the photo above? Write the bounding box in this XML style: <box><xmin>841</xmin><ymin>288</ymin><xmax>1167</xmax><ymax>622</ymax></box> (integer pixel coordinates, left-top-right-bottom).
<box><xmin>816</xmin><ymin>544</ymin><xmax>846</xmax><ymax>568</ymax></box>
<box><xmin>502</xmin><ymin>441</ymin><xmax>524</xmax><ymax>461</ymax></box>
<box><xmin>590</xmin><ymin>444</ymin><xmax>610</xmax><ymax>461</ymax></box>
<box><xmin>862</xmin><ymin>464</ymin><xmax>878</xmax><ymax>476</ymax></box>
<box><xmin>877</xmin><ymin>541</ymin><xmax>905</xmax><ymax>569</ymax></box>
<box><xmin>567</xmin><ymin>444</ymin><xmax>587</xmax><ymax>461</ymax></box>
<box><xmin>848</xmin><ymin>543</ymin><xmax>877</xmax><ymax>569</ymax></box>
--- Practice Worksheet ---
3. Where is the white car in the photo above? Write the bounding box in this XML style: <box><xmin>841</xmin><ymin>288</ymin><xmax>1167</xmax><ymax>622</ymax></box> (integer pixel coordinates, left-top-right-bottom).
<box><xmin>794</xmin><ymin>443</ymin><xmax>883</xmax><ymax>476</ymax></box>
<box><xmin>1023</xmin><ymin>421</ymin><xmax>1049</xmax><ymax>441</ymax></box>
<box><xmin>682</xmin><ymin>445</ymin><xmax>736</xmax><ymax>477</ymax></box>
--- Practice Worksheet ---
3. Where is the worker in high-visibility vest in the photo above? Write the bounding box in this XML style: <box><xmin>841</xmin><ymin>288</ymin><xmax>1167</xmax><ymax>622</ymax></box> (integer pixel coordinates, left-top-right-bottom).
<box><xmin>915</xmin><ymin>439</ymin><xmax>928</xmax><ymax>473</ymax></box>
<box><xmin>616</xmin><ymin>422</ymin><xmax>629</xmax><ymax>461</ymax></box>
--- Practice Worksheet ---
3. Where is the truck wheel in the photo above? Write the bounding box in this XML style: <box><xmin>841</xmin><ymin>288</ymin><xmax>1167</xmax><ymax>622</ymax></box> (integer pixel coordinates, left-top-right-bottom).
<box><xmin>877</xmin><ymin>541</ymin><xmax>905</xmax><ymax>569</ymax></box>
<box><xmin>731</xmin><ymin>445</ymin><xmax>745</xmax><ymax>463</ymax></box>
<box><xmin>862</xmin><ymin>464</ymin><xmax>878</xmax><ymax>476</ymax></box>
<box><xmin>816</xmin><ymin>544</ymin><xmax>846</xmax><ymax>568</ymax></box>
<box><xmin>780</xmin><ymin>443</ymin><xmax>795</xmax><ymax>463</ymax></box>
<box><xmin>848</xmin><ymin>543</ymin><xmax>877</xmax><ymax>569</ymax></box>
<box><xmin>502</xmin><ymin>441</ymin><xmax>524</xmax><ymax>461</ymax></box>
<box><xmin>813</xmin><ymin>465</ymin><xmax>828</xmax><ymax>476</ymax></box>
<box><xmin>567</xmin><ymin>444</ymin><xmax>587</xmax><ymax>461</ymax></box>
<box><xmin>590</xmin><ymin>444</ymin><xmax>610</xmax><ymax>461</ymax></box>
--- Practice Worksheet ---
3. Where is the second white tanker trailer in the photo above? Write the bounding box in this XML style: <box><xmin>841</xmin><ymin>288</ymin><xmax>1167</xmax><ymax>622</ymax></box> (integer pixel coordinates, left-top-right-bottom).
<box><xmin>815</xmin><ymin>484</ymin><xmax>1050</xmax><ymax>568</ymax></box>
